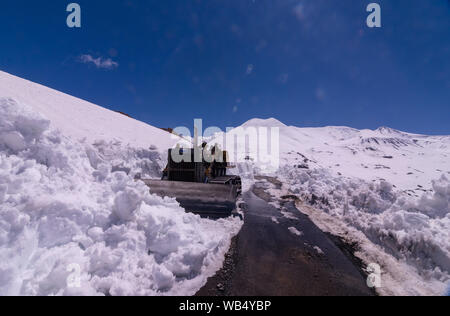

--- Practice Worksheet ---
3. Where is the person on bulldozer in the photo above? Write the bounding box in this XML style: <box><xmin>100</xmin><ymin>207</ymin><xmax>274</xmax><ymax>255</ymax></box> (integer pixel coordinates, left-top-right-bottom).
<box><xmin>204</xmin><ymin>143</ymin><xmax>224</xmax><ymax>178</ymax></box>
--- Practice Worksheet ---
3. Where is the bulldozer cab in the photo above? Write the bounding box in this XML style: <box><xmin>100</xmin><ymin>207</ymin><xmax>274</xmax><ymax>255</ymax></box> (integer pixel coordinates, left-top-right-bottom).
<box><xmin>166</xmin><ymin>145</ymin><xmax>229</xmax><ymax>183</ymax></box>
<box><xmin>146</xmin><ymin>145</ymin><xmax>241</xmax><ymax>218</ymax></box>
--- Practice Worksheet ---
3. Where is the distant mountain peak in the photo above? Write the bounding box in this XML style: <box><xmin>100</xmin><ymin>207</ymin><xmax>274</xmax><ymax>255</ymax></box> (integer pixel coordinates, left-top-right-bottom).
<box><xmin>241</xmin><ymin>118</ymin><xmax>287</xmax><ymax>128</ymax></box>
<box><xmin>375</xmin><ymin>126</ymin><xmax>402</xmax><ymax>135</ymax></box>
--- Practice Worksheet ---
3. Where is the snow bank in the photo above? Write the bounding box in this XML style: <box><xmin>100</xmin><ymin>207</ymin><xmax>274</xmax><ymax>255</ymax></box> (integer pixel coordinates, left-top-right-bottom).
<box><xmin>279</xmin><ymin>166</ymin><xmax>449</xmax><ymax>295</ymax></box>
<box><xmin>0</xmin><ymin>98</ymin><xmax>242</xmax><ymax>296</ymax></box>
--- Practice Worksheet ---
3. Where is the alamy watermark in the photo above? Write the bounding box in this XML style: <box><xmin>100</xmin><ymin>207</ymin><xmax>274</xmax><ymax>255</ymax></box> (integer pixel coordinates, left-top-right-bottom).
<box><xmin>170</xmin><ymin>119</ymin><xmax>281</xmax><ymax>172</ymax></box>
<box><xmin>66</xmin><ymin>263</ymin><xmax>82</xmax><ymax>289</ymax></box>
<box><xmin>66</xmin><ymin>3</ymin><xmax>81</xmax><ymax>28</ymax></box>
<box><xmin>366</xmin><ymin>3</ymin><xmax>382</xmax><ymax>28</ymax></box>
<box><xmin>66</xmin><ymin>3</ymin><xmax>381</xmax><ymax>29</ymax></box>
<box><xmin>366</xmin><ymin>263</ymin><xmax>382</xmax><ymax>289</ymax></box>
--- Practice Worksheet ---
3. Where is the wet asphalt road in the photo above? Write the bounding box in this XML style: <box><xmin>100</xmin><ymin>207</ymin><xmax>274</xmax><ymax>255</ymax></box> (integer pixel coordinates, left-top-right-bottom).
<box><xmin>196</xmin><ymin>181</ymin><xmax>375</xmax><ymax>296</ymax></box>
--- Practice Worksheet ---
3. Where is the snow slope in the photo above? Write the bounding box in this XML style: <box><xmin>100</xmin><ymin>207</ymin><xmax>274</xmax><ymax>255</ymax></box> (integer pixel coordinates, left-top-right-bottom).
<box><xmin>217</xmin><ymin>118</ymin><xmax>450</xmax><ymax>296</ymax></box>
<box><xmin>0</xmin><ymin>71</ymin><xmax>242</xmax><ymax>296</ymax></box>
<box><xmin>0</xmin><ymin>71</ymin><xmax>183</xmax><ymax>151</ymax></box>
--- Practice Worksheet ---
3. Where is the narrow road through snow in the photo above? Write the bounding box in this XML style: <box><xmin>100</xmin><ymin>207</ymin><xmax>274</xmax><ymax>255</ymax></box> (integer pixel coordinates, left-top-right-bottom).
<box><xmin>197</xmin><ymin>179</ymin><xmax>375</xmax><ymax>296</ymax></box>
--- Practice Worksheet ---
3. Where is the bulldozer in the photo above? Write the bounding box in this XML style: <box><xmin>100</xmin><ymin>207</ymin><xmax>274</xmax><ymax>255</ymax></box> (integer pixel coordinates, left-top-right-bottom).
<box><xmin>143</xmin><ymin>142</ymin><xmax>242</xmax><ymax>218</ymax></box>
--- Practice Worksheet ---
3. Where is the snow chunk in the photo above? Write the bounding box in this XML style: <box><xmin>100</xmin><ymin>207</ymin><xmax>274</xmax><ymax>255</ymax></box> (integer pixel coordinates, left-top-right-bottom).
<box><xmin>0</xmin><ymin>131</ymin><xmax>26</xmax><ymax>152</ymax></box>
<box><xmin>417</xmin><ymin>175</ymin><xmax>450</xmax><ymax>219</ymax></box>
<box><xmin>288</xmin><ymin>227</ymin><xmax>303</xmax><ymax>237</ymax></box>
<box><xmin>0</xmin><ymin>98</ymin><xmax>50</xmax><ymax>153</ymax></box>
<box><xmin>113</xmin><ymin>188</ymin><xmax>142</xmax><ymax>221</ymax></box>
<box><xmin>313</xmin><ymin>246</ymin><xmax>324</xmax><ymax>255</ymax></box>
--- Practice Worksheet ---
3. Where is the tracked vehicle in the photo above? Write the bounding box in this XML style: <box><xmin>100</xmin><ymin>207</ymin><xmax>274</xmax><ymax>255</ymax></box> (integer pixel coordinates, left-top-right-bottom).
<box><xmin>143</xmin><ymin>145</ymin><xmax>242</xmax><ymax>218</ymax></box>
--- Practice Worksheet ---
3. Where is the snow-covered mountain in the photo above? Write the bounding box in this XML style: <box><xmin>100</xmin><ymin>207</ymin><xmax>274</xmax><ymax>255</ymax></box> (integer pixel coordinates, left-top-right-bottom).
<box><xmin>230</xmin><ymin>117</ymin><xmax>450</xmax><ymax>192</ymax></box>
<box><xmin>0</xmin><ymin>71</ymin><xmax>241</xmax><ymax>296</ymax></box>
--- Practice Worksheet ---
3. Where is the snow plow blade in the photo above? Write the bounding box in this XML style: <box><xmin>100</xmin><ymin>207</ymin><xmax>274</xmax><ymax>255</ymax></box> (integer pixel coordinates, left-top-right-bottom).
<box><xmin>143</xmin><ymin>179</ymin><xmax>239</xmax><ymax>218</ymax></box>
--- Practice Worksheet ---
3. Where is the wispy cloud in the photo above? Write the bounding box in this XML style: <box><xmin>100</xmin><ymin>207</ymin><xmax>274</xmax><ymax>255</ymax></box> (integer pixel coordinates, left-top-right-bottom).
<box><xmin>315</xmin><ymin>87</ymin><xmax>326</xmax><ymax>101</ymax></box>
<box><xmin>246</xmin><ymin>64</ymin><xmax>254</xmax><ymax>75</ymax></box>
<box><xmin>293</xmin><ymin>3</ymin><xmax>306</xmax><ymax>21</ymax></box>
<box><xmin>78</xmin><ymin>54</ymin><xmax>119</xmax><ymax>70</ymax></box>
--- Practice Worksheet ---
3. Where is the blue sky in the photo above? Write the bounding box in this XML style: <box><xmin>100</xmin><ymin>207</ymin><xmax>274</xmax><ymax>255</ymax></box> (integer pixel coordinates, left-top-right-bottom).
<box><xmin>0</xmin><ymin>0</ymin><xmax>449</xmax><ymax>134</ymax></box>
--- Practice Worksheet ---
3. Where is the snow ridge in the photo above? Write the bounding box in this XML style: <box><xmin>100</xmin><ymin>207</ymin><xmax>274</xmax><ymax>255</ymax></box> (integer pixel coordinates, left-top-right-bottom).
<box><xmin>0</xmin><ymin>70</ymin><xmax>185</xmax><ymax>150</ymax></box>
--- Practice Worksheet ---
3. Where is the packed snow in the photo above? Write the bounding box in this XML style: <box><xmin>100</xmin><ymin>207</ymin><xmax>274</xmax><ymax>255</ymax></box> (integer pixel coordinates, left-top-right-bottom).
<box><xmin>218</xmin><ymin>118</ymin><xmax>450</xmax><ymax>296</ymax></box>
<box><xmin>288</xmin><ymin>227</ymin><xmax>303</xmax><ymax>237</ymax></box>
<box><xmin>313</xmin><ymin>246</ymin><xmax>324</xmax><ymax>255</ymax></box>
<box><xmin>0</xmin><ymin>71</ymin><xmax>242</xmax><ymax>296</ymax></box>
